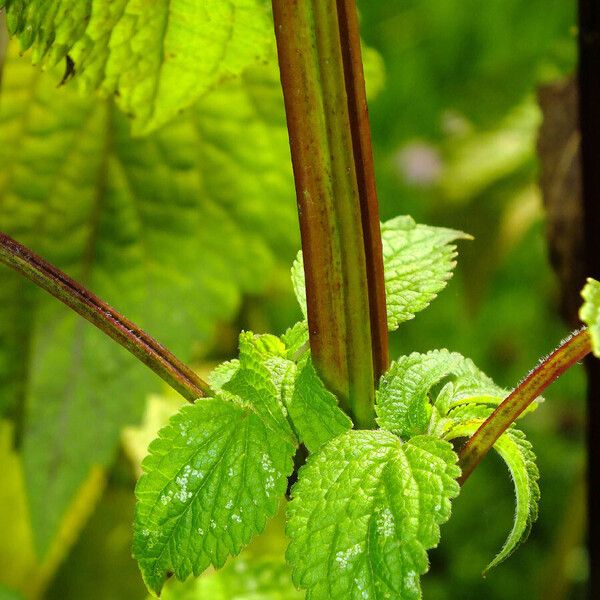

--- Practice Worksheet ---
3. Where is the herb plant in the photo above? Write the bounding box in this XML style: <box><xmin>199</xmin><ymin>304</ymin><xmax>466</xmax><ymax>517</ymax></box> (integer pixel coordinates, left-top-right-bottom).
<box><xmin>0</xmin><ymin>1</ymin><xmax>597</xmax><ymax>599</ymax></box>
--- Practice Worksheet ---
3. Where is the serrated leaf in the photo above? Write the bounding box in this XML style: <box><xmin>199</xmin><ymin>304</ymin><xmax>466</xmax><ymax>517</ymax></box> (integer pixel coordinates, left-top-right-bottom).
<box><xmin>281</xmin><ymin>321</ymin><xmax>309</xmax><ymax>360</ymax></box>
<box><xmin>285</xmin><ymin>358</ymin><xmax>352</xmax><ymax>453</ymax></box>
<box><xmin>133</xmin><ymin>396</ymin><xmax>296</xmax><ymax>596</ymax></box>
<box><xmin>0</xmin><ymin>44</ymin><xmax>298</xmax><ymax>554</ymax></box>
<box><xmin>223</xmin><ymin>332</ymin><xmax>296</xmax><ymax>445</ymax></box>
<box><xmin>287</xmin><ymin>430</ymin><xmax>460</xmax><ymax>600</ymax></box>
<box><xmin>292</xmin><ymin>216</ymin><xmax>470</xmax><ymax>330</ymax></box>
<box><xmin>444</xmin><ymin>418</ymin><xmax>540</xmax><ymax>571</ymax></box>
<box><xmin>376</xmin><ymin>350</ymin><xmax>506</xmax><ymax>439</ymax></box>
<box><xmin>382</xmin><ymin>216</ymin><xmax>472</xmax><ymax>329</ymax></box>
<box><xmin>2</xmin><ymin>0</ymin><xmax>274</xmax><ymax>134</ymax></box>
<box><xmin>208</xmin><ymin>361</ymin><xmax>241</xmax><ymax>392</ymax></box>
<box><xmin>580</xmin><ymin>277</ymin><xmax>600</xmax><ymax>357</ymax></box>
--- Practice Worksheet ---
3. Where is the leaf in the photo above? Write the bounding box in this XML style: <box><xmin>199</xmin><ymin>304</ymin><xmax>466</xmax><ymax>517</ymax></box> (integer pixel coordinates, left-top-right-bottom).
<box><xmin>381</xmin><ymin>216</ymin><xmax>472</xmax><ymax>330</ymax></box>
<box><xmin>444</xmin><ymin>417</ymin><xmax>540</xmax><ymax>572</ymax></box>
<box><xmin>0</xmin><ymin>43</ymin><xmax>298</xmax><ymax>554</ymax></box>
<box><xmin>0</xmin><ymin>420</ymin><xmax>105</xmax><ymax>599</ymax></box>
<box><xmin>291</xmin><ymin>216</ymin><xmax>471</xmax><ymax>330</ymax></box>
<box><xmin>376</xmin><ymin>350</ymin><xmax>506</xmax><ymax>439</ymax></box>
<box><xmin>223</xmin><ymin>332</ymin><xmax>296</xmax><ymax>445</ymax></box>
<box><xmin>580</xmin><ymin>278</ymin><xmax>600</xmax><ymax>357</ymax></box>
<box><xmin>285</xmin><ymin>358</ymin><xmax>352</xmax><ymax>453</ymax></box>
<box><xmin>286</xmin><ymin>430</ymin><xmax>460</xmax><ymax>600</ymax></box>
<box><xmin>133</xmin><ymin>396</ymin><xmax>296</xmax><ymax>596</ymax></box>
<box><xmin>1</xmin><ymin>0</ymin><xmax>274</xmax><ymax>134</ymax></box>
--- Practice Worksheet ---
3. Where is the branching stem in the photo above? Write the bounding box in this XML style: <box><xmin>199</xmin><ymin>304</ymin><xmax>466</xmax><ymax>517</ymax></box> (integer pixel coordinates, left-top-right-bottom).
<box><xmin>0</xmin><ymin>231</ymin><xmax>212</xmax><ymax>402</ymax></box>
<box><xmin>458</xmin><ymin>328</ymin><xmax>592</xmax><ymax>484</ymax></box>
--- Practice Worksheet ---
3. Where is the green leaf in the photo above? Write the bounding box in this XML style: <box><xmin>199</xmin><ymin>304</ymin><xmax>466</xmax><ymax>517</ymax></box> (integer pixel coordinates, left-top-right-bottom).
<box><xmin>0</xmin><ymin>44</ymin><xmax>298</xmax><ymax>554</ymax></box>
<box><xmin>382</xmin><ymin>216</ymin><xmax>472</xmax><ymax>330</ymax></box>
<box><xmin>223</xmin><ymin>332</ymin><xmax>296</xmax><ymax>446</ymax></box>
<box><xmin>287</xmin><ymin>430</ymin><xmax>460</xmax><ymax>600</ymax></box>
<box><xmin>2</xmin><ymin>0</ymin><xmax>274</xmax><ymax>134</ymax></box>
<box><xmin>292</xmin><ymin>216</ymin><xmax>470</xmax><ymax>330</ymax></box>
<box><xmin>376</xmin><ymin>350</ymin><xmax>506</xmax><ymax>439</ymax></box>
<box><xmin>444</xmin><ymin>416</ymin><xmax>540</xmax><ymax>571</ymax></box>
<box><xmin>208</xmin><ymin>361</ymin><xmax>240</xmax><ymax>392</ymax></box>
<box><xmin>281</xmin><ymin>321</ymin><xmax>309</xmax><ymax>360</ymax></box>
<box><xmin>133</xmin><ymin>396</ymin><xmax>296</xmax><ymax>596</ymax></box>
<box><xmin>285</xmin><ymin>358</ymin><xmax>352</xmax><ymax>453</ymax></box>
<box><xmin>155</xmin><ymin>554</ymin><xmax>303</xmax><ymax>600</ymax></box>
<box><xmin>580</xmin><ymin>277</ymin><xmax>600</xmax><ymax>357</ymax></box>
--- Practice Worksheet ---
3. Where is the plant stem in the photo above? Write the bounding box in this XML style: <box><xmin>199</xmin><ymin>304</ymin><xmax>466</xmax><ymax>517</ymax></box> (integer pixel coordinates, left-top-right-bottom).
<box><xmin>577</xmin><ymin>0</ymin><xmax>600</xmax><ymax>590</ymax></box>
<box><xmin>335</xmin><ymin>0</ymin><xmax>389</xmax><ymax>381</ymax></box>
<box><xmin>0</xmin><ymin>231</ymin><xmax>212</xmax><ymax>402</ymax></box>
<box><xmin>458</xmin><ymin>328</ymin><xmax>592</xmax><ymax>485</ymax></box>
<box><xmin>272</xmin><ymin>0</ymin><xmax>387</xmax><ymax>427</ymax></box>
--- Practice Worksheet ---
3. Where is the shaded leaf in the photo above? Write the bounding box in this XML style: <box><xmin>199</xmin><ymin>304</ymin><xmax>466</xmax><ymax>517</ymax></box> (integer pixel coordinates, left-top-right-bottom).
<box><xmin>1</xmin><ymin>0</ymin><xmax>274</xmax><ymax>134</ymax></box>
<box><xmin>0</xmin><ymin>43</ymin><xmax>297</xmax><ymax>554</ymax></box>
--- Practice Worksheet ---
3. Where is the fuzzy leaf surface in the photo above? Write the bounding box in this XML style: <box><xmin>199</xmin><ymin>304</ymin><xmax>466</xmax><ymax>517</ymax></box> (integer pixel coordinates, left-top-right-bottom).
<box><xmin>0</xmin><ymin>45</ymin><xmax>297</xmax><ymax>554</ymax></box>
<box><xmin>376</xmin><ymin>350</ymin><xmax>506</xmax><ymax>439</ymax></box>
<box><xmin>133</xmin><ymin>395</ymin><xmax>296</xmax><ymax>596</ymax></box>
<box><xmin>291</xmin><ymin>216</ymin><xmax>470</xmax><ymax>330</ymax></box>
<box><xmin>287</xmin><ymin>430</ymin><xmax>460</xmax><ymax>600</ymax></box>
<box><xmin>581</xmin><ymin>277</ymin><xmax>600</xmax><ymax>357</ymax></box>
<box><xmin>1</xmin><ymin>0</ymin><xmax>274</xmax><ymax>133</ymax></box>
<box><xmin>445</xmin><ymin>411</ymin><xmax>540</xmax><ymax>571</ymax></box>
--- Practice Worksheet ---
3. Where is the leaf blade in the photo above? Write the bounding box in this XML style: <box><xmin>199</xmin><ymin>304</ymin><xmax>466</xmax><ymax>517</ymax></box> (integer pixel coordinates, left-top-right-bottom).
<box><xmin>286</xmin><ymin>430</ymin><xmax>460</xmax><ymax>599</ymax></box>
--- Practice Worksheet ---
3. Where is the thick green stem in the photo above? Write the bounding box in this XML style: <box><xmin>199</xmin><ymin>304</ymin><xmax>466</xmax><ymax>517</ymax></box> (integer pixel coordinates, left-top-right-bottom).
<box><xmin>272</xmin><ymin>0</ymin><xmax>387</xmax><ymax>427</ymax></box>
<box><xmin>0</xmin><ymin>231</ymin><xmax>212</xmax><ymax>402</ymax></box>
<box><xmin>458</xmin><ymin>328</ymin><xmax>592</xmax><ymax>484</ymax></box>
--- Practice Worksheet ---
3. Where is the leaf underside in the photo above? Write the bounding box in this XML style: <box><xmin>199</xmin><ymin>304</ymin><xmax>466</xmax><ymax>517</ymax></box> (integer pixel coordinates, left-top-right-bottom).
<box><xmin>286</xmin><ymin>430</ymin><xmax>460</xmax><ymax>600</ymax></box>
<box><xmin>444</xmin><ymin>410</ymin><xmax>540</xmax><ymax>571</ymax></box>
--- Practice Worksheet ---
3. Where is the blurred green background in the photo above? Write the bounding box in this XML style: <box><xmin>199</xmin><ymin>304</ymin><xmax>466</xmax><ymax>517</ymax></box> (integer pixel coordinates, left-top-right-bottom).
<box><xmin>0</xmin><ymin>0</ymin><xmax>587</xmax><ymax>598</ymax></box>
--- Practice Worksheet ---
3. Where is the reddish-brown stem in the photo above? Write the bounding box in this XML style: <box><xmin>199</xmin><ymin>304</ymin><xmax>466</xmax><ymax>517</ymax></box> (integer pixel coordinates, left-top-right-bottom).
<box><xmin>458</xmin><ymin>328</ymin><xmax>592</xmax><ymax>485</ymax></box>
<box><xmin>272</xmin><ymin>0</ymin><xmax>387</xmax><ymax>427</ymax></box>
<box><xmin>0</xmin><ymin>231</ymin><xmax>212</xmax><ymax>402</ymax></box>
<box><xmin>335</xmin><ymin>0</ymin><xmax>389</xmax><ymax>381</ymax></box>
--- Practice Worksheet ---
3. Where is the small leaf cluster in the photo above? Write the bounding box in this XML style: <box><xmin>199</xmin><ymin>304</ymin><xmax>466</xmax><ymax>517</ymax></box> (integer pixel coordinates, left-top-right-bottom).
<box><xmin>134</xmin><ymin>217</ymin><xmax>542</xmax><ymax>598</ymax></box>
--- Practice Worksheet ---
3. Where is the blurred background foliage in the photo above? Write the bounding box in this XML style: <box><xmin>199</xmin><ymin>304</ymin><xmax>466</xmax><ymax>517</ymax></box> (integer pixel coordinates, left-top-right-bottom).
<box><xmin>0</xmin><ymin>0</ymin><xmax>587</xmax><ymax>598</ymax></box>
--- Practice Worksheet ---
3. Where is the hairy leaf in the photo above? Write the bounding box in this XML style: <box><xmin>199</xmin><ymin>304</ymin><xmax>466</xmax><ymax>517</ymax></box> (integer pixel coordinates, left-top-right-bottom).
<box><xmin>580</xmin><ymin>277</ymin><xmax>600</xmax><ymax>357</ymax></box>
<box><xmin>376</xmin><ymin>350</ymin><xmax>506</xmax><ymax>439</ymax></box>
<box><xmin>292</xmin><ymin>216</ymin><xmax>470</xmax><ymax>330</ymax></box>
<box><xmin>133</xmin><ymin>395</ymin><xmax>295</xmax><ymax>596</ymax></box>
<box><xmin>445</xmin><ymin>412</ymin><xmax>540</xmax><ymax>571</ymax></box>
<box><xmin>1</xmin><ymin>0</ymin><xmax>274</xmax><ymax>134</ymax></box>
<box><xmin>381</xmin><ymin>217</ymin><xmax>471</xmax><ymax>330</ymax></box>
<box><xmin>0</xmin><ymin>44</ymin><xmax>297</xmax><ymax>554</ymax></box>
<box><xmin>285</xmin><ymin>358</ymin><xmax>352</xmax><ymax>453</ymax></box>
<box><xmin>287</xmin><ymin>430</ymin><xmax>460</xmax><ymax>600</ymax></box>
